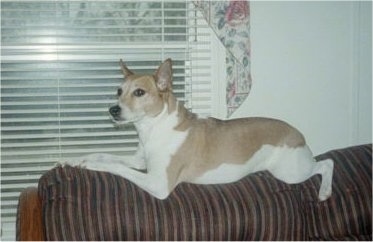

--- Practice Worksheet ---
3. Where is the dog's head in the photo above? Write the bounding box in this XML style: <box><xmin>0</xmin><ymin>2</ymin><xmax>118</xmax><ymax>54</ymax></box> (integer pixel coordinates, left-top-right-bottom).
<box><xmin>109</xmin><ymin>59</ymin><xmax>175</xmax><ymax>124</ymax></box>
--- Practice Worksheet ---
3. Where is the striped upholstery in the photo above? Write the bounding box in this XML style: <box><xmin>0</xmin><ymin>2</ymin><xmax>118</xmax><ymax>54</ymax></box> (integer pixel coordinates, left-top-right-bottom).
<box><xmin>307</xmin><ymin>144</ymin><xmax>372</xmax><ymax>240</ymax></box>
<box><xmin>38</xmin><ymin>144</ymin><xmax>372</xmax><ymax>240</ymax></box>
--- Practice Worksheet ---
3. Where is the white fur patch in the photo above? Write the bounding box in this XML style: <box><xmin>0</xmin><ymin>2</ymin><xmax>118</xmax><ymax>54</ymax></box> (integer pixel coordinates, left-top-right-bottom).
<box><xmin>192</xmin><ymin>145</ymin><xmax>318</xmax><ymax>185</ymax></box>
<box><xmin>136</xmin><ymin>104</ymin><xmax>189</xmax><ymax>171</ymax></box>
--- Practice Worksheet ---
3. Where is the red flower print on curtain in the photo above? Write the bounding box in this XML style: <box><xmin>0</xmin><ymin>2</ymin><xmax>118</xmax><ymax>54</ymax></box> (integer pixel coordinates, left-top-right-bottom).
<box><xmin>194</xmin><ymin>0</ymin><xmax>252</xmax><ymax>117</ymax></box>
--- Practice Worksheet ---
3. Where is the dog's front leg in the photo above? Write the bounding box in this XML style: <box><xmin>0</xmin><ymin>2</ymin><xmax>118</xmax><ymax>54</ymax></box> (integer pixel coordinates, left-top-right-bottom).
<box><xmin>77</xmin><ymin>159</ymin><xmax>169</xmax><ymax>199</ymax></box>
<box><xmin>62</xmin><ymin>148</ymin><xmax>146</xmax><ymax>170</ymax></box>
<box><xmin>131</xmin><ymin>143</ymin><xmax>146</xmax><ymax>170</ymax></box>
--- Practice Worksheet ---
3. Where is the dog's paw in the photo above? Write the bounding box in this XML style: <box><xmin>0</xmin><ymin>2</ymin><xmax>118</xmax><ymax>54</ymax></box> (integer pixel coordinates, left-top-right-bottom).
<box><xmin>59</xmin><ymin>154</ymin><xmax>105</xmax><ymax>168</ymax></box>
<box><xmin>318</xmin><ymin>186</ymin><xmax>332</xmax><ymax>201</ymax></box>
<box><xmin>56</xmin><ymin>160</ymin><xmax>73</xmax><ymax>167</ymax></box>
<box><xmin>58</xmin><ymin>157</ymin><xmax>86</xmax><ymax>168</ymax></box>
<box><xmin>54</xmin><ymin>161</ymin><xmax>64</xmax><ymax>168</ymax></box>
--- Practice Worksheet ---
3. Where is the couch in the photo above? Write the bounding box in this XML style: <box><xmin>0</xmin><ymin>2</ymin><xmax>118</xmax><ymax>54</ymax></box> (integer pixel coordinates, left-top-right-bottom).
<box><xmin>17</xmin><ymin>144</ymin><xmax>372</xmax><ymax>240</ymax></box>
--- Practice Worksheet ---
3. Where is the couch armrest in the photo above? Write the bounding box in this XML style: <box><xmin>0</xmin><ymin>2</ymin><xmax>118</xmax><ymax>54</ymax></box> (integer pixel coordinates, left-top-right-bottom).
<box><xmin>17</xmin><ymin>187</ymin><xmax>44</xmax><ymax>241</ymax></box>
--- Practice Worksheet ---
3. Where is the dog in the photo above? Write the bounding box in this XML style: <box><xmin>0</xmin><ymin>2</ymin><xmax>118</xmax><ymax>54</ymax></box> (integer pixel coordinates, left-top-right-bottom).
<box><xmin>66</xmin><ymin>58</ymin><xmax>334</xmax><ymax>201</ymax></box>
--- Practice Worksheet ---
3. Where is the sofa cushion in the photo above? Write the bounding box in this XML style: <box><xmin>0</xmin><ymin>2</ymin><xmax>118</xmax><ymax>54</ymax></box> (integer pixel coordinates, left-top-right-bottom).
<box><xmin>303</xmin><ymin>144</ymin><xmax>372</xmax><ymax>240</ymax></box>
<box><xmin>39</xmin><ymin>166</ymin><xmax>305</xmax><ymax>240</ymax></box>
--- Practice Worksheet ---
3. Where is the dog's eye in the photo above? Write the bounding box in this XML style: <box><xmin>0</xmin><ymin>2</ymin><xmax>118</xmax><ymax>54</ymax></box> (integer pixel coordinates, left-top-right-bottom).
<box><xmin>117</xmin><ymin>88</ymin><xmax>123</xmax><ymax>97</ymax></box>
<box><xmin>133</xmin><ymin>88</ymin><xmax>145</xmax><ymax>97</ymax></box>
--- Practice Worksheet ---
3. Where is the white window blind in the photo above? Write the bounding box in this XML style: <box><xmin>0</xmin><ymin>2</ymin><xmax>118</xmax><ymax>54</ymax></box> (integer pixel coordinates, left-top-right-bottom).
<box><xmin>0</xmin><ymin>1</ymin><xmax>214</xmax><ymax>240</ymax></box>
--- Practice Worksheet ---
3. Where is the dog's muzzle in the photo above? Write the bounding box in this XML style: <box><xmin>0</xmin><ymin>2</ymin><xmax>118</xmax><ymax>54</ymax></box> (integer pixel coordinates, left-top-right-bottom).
<box><xmin>109</xmin><ymin>105</ymin><xmax>121</xmax><ymax>121</ymax></box>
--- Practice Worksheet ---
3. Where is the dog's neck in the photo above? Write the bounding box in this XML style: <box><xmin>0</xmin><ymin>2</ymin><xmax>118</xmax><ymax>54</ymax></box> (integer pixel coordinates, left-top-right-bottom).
<box><xmin>134</xmin><ymin>98</ymin><xmax>196</xmax><ymax>143</ymax></box>
<box><xmin>134</xmin><ymin>103</ymin><xmax>170</xmax><ymax>140</ymax></box>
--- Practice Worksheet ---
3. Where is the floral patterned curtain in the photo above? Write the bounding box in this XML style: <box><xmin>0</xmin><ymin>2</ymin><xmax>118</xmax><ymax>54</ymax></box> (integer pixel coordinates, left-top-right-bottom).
<box><xmin>194</xmin><ymin>0</ymin><xmax>251</xmax><ymax>117</ymax></box>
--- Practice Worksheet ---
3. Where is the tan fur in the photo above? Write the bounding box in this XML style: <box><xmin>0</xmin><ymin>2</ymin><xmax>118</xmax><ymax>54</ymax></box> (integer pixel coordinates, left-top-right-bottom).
<box><xmin>117</xmin><ymin>59</ymin><xmax>307</xmax><ymax>194</ymax></box>
<box><xmin>167</xmin><ymin>102</ymin><xmax>305</xmax><ymax>191</ymax></box>
<box><xmin>119</xmin><ymin>75</ymin><xmax>164</xmax><ymax>117</ymax></box>
<box><xmin>118</xmin><ymin>59</ymin><xmax>177</xmax><ymax>116</ymax></box>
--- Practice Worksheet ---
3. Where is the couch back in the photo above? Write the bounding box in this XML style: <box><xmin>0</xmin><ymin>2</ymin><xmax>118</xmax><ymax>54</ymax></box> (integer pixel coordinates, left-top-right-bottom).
<box><xmin>35</xmin><ymin>144</ymin><xmax>372</xmax><ymax>240</ymax></box>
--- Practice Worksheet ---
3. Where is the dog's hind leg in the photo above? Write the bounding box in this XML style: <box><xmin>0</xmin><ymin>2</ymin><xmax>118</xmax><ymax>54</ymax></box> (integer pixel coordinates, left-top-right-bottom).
<box><xmin>312</xmin><ymin>158</ymin><xmax>334</xmax><ymax>201</ymax></box>
<box><xmin>266</xmin><ymin>145</ymin><xmax>334</xmax><ymax>201</ymax></box>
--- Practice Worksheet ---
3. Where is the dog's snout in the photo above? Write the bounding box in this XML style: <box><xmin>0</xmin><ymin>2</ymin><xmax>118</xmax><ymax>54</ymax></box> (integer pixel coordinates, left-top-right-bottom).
<box><xmin>109</xmin><ymin>105</ymin><xmax>121</xmax><ymax>118</ymax></box>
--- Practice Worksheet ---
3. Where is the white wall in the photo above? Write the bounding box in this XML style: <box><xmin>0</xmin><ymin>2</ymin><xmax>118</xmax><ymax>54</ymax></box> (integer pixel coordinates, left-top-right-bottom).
<box><xmin>216</xmin><ymin>1</ymin><xmax>372</xmax><ymax>155</ymax></box>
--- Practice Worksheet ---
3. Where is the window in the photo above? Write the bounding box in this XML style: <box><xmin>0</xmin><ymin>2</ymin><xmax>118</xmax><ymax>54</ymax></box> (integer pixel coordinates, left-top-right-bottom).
<box><xmin>1</xmin><ymin>1</ymin><xmax>216</xmax><ymax>239</ymax></box>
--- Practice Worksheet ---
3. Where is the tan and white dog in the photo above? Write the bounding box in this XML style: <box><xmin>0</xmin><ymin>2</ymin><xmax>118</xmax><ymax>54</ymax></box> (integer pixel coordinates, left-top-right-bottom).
<box><xmin>68</xmin><ymin>58</ymin><xmax>334</xmax><ymax>201</ymax></box>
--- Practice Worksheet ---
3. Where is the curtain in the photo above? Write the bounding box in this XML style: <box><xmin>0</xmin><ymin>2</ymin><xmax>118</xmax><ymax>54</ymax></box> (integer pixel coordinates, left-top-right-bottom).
<box><xmin>194</xmin><ymin>0</ymin><xmax>251</xmax><ymax>117</ymax></box>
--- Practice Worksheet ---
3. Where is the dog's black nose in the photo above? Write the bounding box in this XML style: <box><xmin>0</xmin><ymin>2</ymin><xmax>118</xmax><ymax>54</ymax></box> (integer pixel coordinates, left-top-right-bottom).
<box><xmin>109</xmin><ymin>105</ymin><xmax>121</xmax><ymax>119</ymax></box>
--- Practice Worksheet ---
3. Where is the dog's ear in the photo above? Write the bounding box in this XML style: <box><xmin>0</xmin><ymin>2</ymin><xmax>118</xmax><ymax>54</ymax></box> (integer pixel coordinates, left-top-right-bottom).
<box><xmin>119</xmin><ymin>59</ymin><xmax>134</xmax><ymax>78</ymax></box>
<box><xmin>155</xmin><ymin>58</ymin><xmax>172</xmax><ymax>92</ymax></box>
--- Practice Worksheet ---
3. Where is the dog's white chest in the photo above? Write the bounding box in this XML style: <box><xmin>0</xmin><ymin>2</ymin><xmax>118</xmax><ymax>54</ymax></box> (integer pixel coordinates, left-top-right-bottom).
<box><xmin>138</xmin><ymin>110</ymin><xmax>189</xmax><ymax>168</ymax></box>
